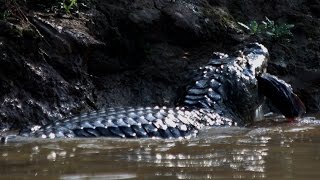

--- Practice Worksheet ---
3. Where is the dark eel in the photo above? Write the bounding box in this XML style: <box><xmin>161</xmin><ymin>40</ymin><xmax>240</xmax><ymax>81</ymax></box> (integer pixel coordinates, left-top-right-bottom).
<box><xmin>6</xmin><ymin>43</ymin><xmax>306</xmax><ymax>140</ymax></box>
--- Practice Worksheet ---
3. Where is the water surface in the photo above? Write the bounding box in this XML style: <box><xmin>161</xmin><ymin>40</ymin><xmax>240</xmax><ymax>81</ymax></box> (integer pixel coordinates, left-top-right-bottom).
<box><xmin>1</xmin><ymin>117</ymin><xmax>320</xmax><ymax>179</ymax></box>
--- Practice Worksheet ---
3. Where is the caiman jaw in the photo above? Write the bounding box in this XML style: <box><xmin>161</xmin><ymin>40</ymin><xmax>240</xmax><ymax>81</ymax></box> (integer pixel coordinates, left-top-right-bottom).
<box><xmin>257</xmin><ymin>73</ymin><xmax>306</xmax><ymax>119</ymax></box>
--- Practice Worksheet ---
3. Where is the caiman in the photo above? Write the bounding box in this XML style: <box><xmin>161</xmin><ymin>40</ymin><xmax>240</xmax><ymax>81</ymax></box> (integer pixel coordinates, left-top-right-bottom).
<box><xmin>2</xmin><ymin>43</ymin><xmax>306</xmax><ymax>140</ymax></box>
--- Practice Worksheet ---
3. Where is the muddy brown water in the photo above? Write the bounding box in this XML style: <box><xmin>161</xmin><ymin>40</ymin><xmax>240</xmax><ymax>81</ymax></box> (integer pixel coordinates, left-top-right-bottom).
<box><xmin>1</xmin><ymin>117</ymin><xmax>320</xmax><ymax>180</ymax></box>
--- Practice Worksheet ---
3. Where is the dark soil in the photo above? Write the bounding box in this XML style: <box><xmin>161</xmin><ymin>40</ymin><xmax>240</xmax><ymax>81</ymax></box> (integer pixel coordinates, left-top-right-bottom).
<box><xmin>0</xmin><ymin>0</ymin><xmax>319</xmax><ymax>130</ymax></box>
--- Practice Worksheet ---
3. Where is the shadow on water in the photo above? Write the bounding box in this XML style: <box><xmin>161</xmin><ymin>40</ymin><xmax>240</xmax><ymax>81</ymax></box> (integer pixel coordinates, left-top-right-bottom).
<box><xmin>1</xmin><ymin>117</ymin><xmax>320</xmax><ymax>179</ymax></box>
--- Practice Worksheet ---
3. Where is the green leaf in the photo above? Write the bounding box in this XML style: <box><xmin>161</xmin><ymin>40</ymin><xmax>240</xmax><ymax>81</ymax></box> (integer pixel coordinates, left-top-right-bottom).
<box><xmin>286</xmin><ymin>24</ymin><xmax>295</xmax><ymax>29</ymax></box>
<box><xmin>237</xmin><ymin>22</ymin><xmax>250</xmax><ymax>31</ymax></box>
<box><xmin>63</xmin><ymin>3</ymin><xmax>70</xmax><ymax>14</ymax></box>
<box><xmin>249</xmin><ymin>21</ymin><xmax>258</xmax><ymax>33</ymax></box>
<box><xmin>266</xmin><ymin>31</ymin><xmax>275</xmax><ymax>36</ymax></box>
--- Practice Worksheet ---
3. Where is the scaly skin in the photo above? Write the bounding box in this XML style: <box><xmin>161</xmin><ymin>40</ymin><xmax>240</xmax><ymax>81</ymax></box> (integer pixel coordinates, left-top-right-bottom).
<box><xmin>13</xmin><ymin>43</ymin><xmax>303</xmax><ymax>139</ymax></box>
<box><xmin>21</xmin><ymin>107</ymin><xmax>233</xmax><ymax>138</ymax></box>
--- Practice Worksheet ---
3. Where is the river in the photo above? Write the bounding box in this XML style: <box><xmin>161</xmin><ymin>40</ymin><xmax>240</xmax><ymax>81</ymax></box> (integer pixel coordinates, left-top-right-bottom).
<box><xmin>1</xmin><ymin>117</ymin><xmax>320</xmax><ymax>179</ymax></box>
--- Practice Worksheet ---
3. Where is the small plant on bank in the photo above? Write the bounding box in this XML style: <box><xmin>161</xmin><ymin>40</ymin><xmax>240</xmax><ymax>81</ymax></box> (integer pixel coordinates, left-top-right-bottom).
<box><xmin>60</xmin><ymin>0</ymin><xmax>78</xmax><ymax>14</ymax></box>
<box><xmin>238</xmin><ymin>17</ymin><xmax>295</xmax><ymax>42</ymax></box>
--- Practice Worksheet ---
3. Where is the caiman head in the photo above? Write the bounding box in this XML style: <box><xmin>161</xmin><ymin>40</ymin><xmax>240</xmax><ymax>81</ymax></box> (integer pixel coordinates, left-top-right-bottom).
<box><xmin>183</xmin><ymin>43</ymin><xmax>305</xmax><ymax>125</ymax></box>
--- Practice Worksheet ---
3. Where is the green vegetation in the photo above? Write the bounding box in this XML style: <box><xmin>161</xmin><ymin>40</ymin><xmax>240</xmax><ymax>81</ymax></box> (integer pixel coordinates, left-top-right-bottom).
<box><xmin>61</xmin><ymin>0</ymin><xmax>78</xmax><ymax>14</ymax></box>
<box><xmin>238</xmin><ymin>17</ymin><xmax>294</xmax><ymax>41</ymax></box>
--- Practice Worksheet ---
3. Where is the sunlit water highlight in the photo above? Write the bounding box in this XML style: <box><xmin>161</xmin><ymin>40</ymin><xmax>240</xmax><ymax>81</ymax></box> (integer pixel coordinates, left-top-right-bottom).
<box><xmin>1</xmin><ymin>117</ymin><xmax>320</xmax><ymax>179</ymax></box>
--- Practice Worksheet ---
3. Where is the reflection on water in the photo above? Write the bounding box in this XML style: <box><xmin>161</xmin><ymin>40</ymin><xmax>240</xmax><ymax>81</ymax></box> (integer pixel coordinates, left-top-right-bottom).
<box><xmin>1</xmin><ymin>118</ymin><xmax>320</xmax><ymax>179</ymax></box>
